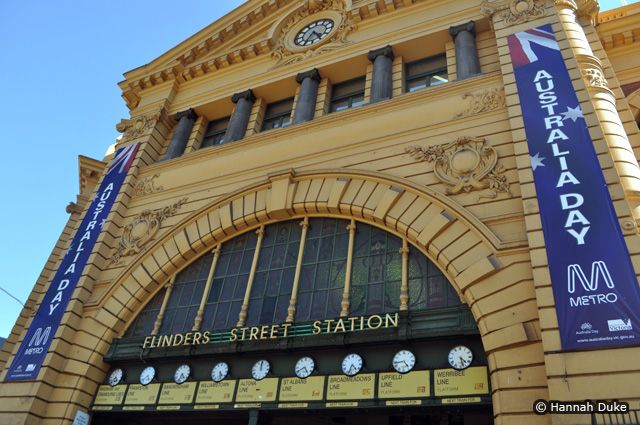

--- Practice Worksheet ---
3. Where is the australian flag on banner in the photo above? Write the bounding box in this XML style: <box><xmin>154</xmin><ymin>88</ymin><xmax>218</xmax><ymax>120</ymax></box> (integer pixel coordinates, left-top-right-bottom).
<box><xmin>507</xmin><ymin>24</ymin><xmax>640</xmax><ymax>350</ymax></box>
<box><xmin>5</xmin><ymin>143</ymin><xmax>139</xmax><ymax>381</ymax></box>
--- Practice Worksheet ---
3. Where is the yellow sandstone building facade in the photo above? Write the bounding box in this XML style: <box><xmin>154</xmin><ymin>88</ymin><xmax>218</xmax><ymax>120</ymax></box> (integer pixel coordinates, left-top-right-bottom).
<box><xmin>2</xmin><ymin>0</ymin><xmax>640</xmax><ymax>424</ymax></box>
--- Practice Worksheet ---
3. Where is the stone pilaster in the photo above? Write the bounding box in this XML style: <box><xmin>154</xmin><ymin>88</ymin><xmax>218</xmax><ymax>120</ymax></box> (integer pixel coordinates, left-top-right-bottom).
<box><xmin>161</xmin><ymin>108</ymin><xmax>198</xmax><ymax>160</ymax></box>
<box><xmin>293</xmin><ymin>69</ymin><xmax>321</xmax><ymax>124</ymax></box>
<box><xmin>449</xmin><ymin>21</ymin><xmax>481</xmax><ymax>80</ymax></box>
<box><xmin>222</xmin><ymin>89</ymin><xmax>256</xmax><ymax>144</ymax></box>
<box><xmin>368</xmin><ymin>45</ymin><xmax>395</xmax><ymax>103</ymax></box>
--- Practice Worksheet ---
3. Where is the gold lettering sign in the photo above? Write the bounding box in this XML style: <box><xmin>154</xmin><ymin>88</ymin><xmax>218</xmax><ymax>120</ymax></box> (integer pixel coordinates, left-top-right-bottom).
<box><xmin>378</xmin><ymin>371</ymin><xmax>431</xmax><ymax>399</ymax></box>
<box><xmin>158</xmin><ymin>382</ymin><xmax>197</xmax><ymax>404</ymax></box>
<box><xmin>235</xmin><ymin>378</ymin><xmax>278</xmax><ymax>403</ymax></box>
<box><xmin>196</xmin><ymin>381</ymin><xmax>236</xmax><ymax>404</ymax></box>
<box><xmin>157</xmin><ymin>405</ymin><xmax>181</xmax><ymax>410</ymax></box>
<box><xmin>434</xmin><ymin>367</ymin><xmax>489</xmax><ymax>396</ymax></box>
<box><xmin>278</xmin><ymin>402</ymin><xmax>308</xmax><ymax>408</ymax></box>
<box><xmin>385</xmin><ymin>400</ymin><xmax>422</xmax><ymax>406</ymax></box>
<box><xmin>94</xmin><ymin>384</ymin><xmax>127</xmax><ymax>405</ymax></box>
<box><xmin>326</xmin><ymin>401</ymin><xmax>358</xmax><ymax>407</ymax></box>
<box><xmin>326</xmin><ymin>374</ymin><xmax>375</xmax><ymax>401</ymax></box>
<box><xmin>122</xmin><ymin>406</ymin><xmax>146</xmax><ymax>411</ymax></box>
<box><xmin>278</xmin><ymin>376</ymin><xmax>325</xmax><ymax>401</ymax></box>
<box><xmin>124</xmin><ymin>384</ymin><xmax>161</xmax><ymax>405</ymax></box>
<box><xmin>194</xmin><ymin>404</ymin><xmax>220</xmax><ymax>410</ymax></box>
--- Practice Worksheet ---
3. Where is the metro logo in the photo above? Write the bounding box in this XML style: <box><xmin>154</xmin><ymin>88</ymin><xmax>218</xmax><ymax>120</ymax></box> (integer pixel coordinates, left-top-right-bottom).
<box><xmin>28</xmin><ymin>326</ymin><xmax>51</xmax><ymax>347</ymax></box>
<box><xmin>567</xmin><ymin>261</ymin><xmax>614</xmax><ymax>294</ymax></box>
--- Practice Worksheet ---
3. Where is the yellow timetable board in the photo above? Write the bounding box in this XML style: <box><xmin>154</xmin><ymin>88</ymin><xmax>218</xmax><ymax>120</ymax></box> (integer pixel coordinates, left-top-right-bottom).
<box><xmin>94</xmin><ymin>385</ymin><xmax>127</xmax><ymax>405</ymax></box>
<box><xmin>158</xmin><ymin>382</ymin><xmax>197</xmax><ymax>404</ymax></box>
<box><xmin>195</xmin><ymin>381</ymin><xmax>236</xmax><ymax>404</ymax></box>
<box><xmin>378</xmin><ymin>371</ymin><xmax>430</xmax><ymax>398</ymax></box>
<box><xmin>278</xmin><ymin>376</ymin><xmax>325</xmax><ymax>401</ymax></box>
<box><xmin>326</xmin><ymin>374</ymin><xmax>375</xmax><ymax>401</ymax></box>
<box><xmin>434</xmin><ymin>367</ymin><xmax>489</xmax><ymax>396</ymax></box>
<box><xmin>235</xmin><ymin>378</ymin><xmax>278</xmax><ymax>402</ymax></box>
<box><xmin>124</xmin><ymin>384</ymin><xmax>161</xmax><ymax>405</ymax></box>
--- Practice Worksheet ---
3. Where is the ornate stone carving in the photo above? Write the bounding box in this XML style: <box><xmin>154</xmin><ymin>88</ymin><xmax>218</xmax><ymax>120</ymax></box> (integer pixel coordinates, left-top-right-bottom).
<box><xmin>405</xmin><ymin>137</ymin><xmax>510</xmax><ymax>199</ymax></box>
<box><xmin>116</xmin><ymin>109</ymin><xmax>169</xmax><ymax>142</ymax></box>
<box><xmin>133</xmin><ymin>174</ymin><xmax>164</xmax><ymax>197</ymax></box>
<box><xmin>112</xmin><ymin>198</ymin><xmax>188</xmax><ymax>263</ymax></box>
<box><xmin>271</xmin><ymin>0</ymin><xmax>357</xmax><ymax>68</ymax></box>
<box><xmin>582</xmin><ymin>67</ymin><xmax>608</xmax><ymax>88</ymax></box>
<box><xmin>456</xmin><ymin>88</ymin><xmax>506</xmax><ymax>118</ymax></box>
<box><xmin>481</xmin><ymin>0</ymin><xmax>547</xmax><ymax>26</ymax></box>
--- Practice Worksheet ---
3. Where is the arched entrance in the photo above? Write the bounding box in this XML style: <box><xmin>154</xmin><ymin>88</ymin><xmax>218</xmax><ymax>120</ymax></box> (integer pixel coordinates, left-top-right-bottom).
<box><xmin>76</xmin><ymin>171</ymin><xmax>547</xmax><ymax>424</ymax></box>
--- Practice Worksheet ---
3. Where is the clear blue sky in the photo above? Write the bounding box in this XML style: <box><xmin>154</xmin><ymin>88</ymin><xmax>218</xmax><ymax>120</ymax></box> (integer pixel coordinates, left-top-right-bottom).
<box><xmin>0</xmin><ymin>0</ymin><xmax>636</xmax><ymax>338</ymax></box>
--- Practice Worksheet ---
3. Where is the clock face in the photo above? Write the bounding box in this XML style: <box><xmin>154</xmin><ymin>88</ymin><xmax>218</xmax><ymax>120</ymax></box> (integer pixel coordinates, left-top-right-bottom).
<box><xmin>392</xmin><ymin>350</ymin><xmax>416</xmax><ymax>374</ymax></box>
<box><xmin>295</xmin><ymin>19</ymin><xmax>335</xmax><ymax>47</ymax></box>
<box><xmin>294</xmin><ymin>356</ymin><xmax>315</xmax><ymax>379</ymax></box>
<box><xmin>341</xmin><ymin>353</ymin><xmax>363</xmax><ymax>376</ymax></box>
<box><xmin>448</xmin><ymin>346</ymin><xmax>473</xmax><ymax>370</ymax></box>
<box><xmin>174</xmin><ymin>364</ymin><xmax>191</xmax><ymax>384</ymax></box>
<box><xmin>211</xmin><ymin>362</ymin><xmax>229</xmax><ymax>382</ymax></box>
<box><xmin>139</xmin><ymin>366</ymin><xmax>156</xmax><ymax>386</ymax></box>
<box><xmin>252</xmin><ymin>359</ymin><xmax>270</xmax><ymax>381</ymax></box>
<box><xmin>108</xmin><ymin>368</ymin><xmax>124</xmax><ymax>387</ymax></box>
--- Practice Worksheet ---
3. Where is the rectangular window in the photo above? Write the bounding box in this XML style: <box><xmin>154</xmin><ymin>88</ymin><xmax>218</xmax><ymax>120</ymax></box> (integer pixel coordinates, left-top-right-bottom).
<box><xmin>329</xmin><ymin>77</ymin><xmax>366</xmax><ymax>112</ymax></box>
<box><xmin>405</xmin><ymin>55</ymin><xmax>448</xmax><ymax>93</ymax></box>
<box><xmin>200</xmin><ymin>116</ymin><xmax>230</xmax><ymax>148</ymax></box>
<box><xmin>261</xmin><ymin>98</ymin><xmax>294</xmax><ymax>131</ymax></box>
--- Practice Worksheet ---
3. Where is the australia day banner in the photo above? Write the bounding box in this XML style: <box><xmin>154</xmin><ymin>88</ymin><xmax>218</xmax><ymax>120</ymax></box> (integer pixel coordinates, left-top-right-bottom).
<box><xmin>507</xmin><ymin>24</ymin><xmax>640</xmax><ymax>350</ymax></box>
<box><xmin>5</xmin><ymin>143</ymin><xmax>139</xmax><ymax>380</ymax></box>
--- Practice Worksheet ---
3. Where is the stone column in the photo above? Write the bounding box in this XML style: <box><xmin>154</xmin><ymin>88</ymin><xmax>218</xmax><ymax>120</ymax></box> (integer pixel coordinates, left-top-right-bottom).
<box><xmin>368</xmin><ymin>45</ymin><xmax>395</xmax><ymax>103</ymax></box>
<box><xmin>449</xmin><ymin>21</ymin><xmax>481</xmax><ymax>80</ymax></box>
<box><xmin>292</xmin><ymin>69</ymin><xmax>321</xmax><ymax>124</ymax></box>
<box><xmin>222</xmin><ymin>89</ymin><xmax>256</xmax><ymax>144</ymax></box>
<box><xmin>556</xmin><ymin>0</ymin><xmax>640</xmax><ymax>220</ymax></box>
<box><xmin>162</xmin><ymin>108</ymin><xmax>197</xmax><ymax>160</ymax></box>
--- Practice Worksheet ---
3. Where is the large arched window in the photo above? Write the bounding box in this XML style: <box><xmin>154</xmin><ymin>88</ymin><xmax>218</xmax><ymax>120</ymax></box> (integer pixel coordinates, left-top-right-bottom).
<box><xmin>126</xmin><ymin>217</ymin><xmax>462</xmax><ymax>337</ymax></box>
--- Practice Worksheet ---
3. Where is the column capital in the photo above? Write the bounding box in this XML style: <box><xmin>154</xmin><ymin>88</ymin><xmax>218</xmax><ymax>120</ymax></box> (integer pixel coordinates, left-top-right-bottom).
<box><xmin>295</xmin><ymin>68</ymin><xmax>321</xmax><ymax>84</ymax></box>
<box><xmin>232</xmin><ymin>89</ymin><xmax>256</xmax><ymax>104</ymax></box>
<box><xmin>367</xmin><ymin>45</ymin><xmax>394</xmax><ymax>62</ymax></box>
<box><xmin>175</xmin><ymin>108</ymin><xmax>197</xmax><ymax>121</ymax></box>
<box><xmin>449</xmin><ymin>20</ymin><xmax>477</xmax><ymax>39</ymax></box>
<box><xmin>555</xmin><ymin>0</ymin><xmax>599</xmax><ymax>24</ymax></box>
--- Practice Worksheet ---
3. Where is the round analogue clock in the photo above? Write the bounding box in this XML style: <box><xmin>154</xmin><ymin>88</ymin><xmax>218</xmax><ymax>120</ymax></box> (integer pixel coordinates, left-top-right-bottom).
<box><xmin>174</xmin><ymin>364</ymin><xmax>191</xmax><ymax>384</ymax></box>
<box><xmin>211</xmin><ymin>362</ymin><xmax>229</xmax><ymax>383</ymax></box>
<box><xmin>341</xmin><ymin>353</ymin><xmax>363</xmax><ymax>376</ymax></box>
<box><xmin>139</xmin><ymin>366</ymin><xmax>156</xmax><ymax>386</ymax></box>
<box><xmin>392</xmin><ymin>350</ymin><xmax>416</xmax><ymax>374</ymax></box>
<box><xmin>108</xmin><ymin>368</ymin><xmax>124</xmax><ymax>387</ymax></box>
<box><xmin>448</xmin><ymin>345</ymin><xmax>473</xmax><ymax>370</ymax></box>
<box><xmin>295</xmin><ymin>19</ymin><xmax>335</xmax><ymax>47</ymax></box>
<box><xmin>294</xmin><ymin>356</ymin><xmax>315</xmax><ymax>379</ymax></box>
<box><xmin>251</xmin><ymin>359</ymin><xmax>270</xmax><ymax>381</ymax></box>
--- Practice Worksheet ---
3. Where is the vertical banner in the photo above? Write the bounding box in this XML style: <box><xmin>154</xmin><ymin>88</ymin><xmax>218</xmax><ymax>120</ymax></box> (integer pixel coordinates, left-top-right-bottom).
<box><xmin>5</xmin><ymin>144</ymin><xmax>139</xmax><ymax>381</ymax></box>
<box><xmin>507</xmin><ymin>24</ymin><xmax>640</xmax><ymax>350</ymax></box>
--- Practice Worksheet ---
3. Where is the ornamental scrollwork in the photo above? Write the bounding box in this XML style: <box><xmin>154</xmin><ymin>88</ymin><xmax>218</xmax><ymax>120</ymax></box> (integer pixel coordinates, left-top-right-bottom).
<box><xmin>456</xmin><ymin>88</ymin><xmax>506</xmax><ymax>118</ymax></box>
<box><xmin>481</xmin><ymin>0</ymin><xmax>547</xmax><ymax>26</ymax></box>
<box><xmin>116</xmin><ymin>109</ymin><xmax>169</xmax><ymax>142</ymax></box>
<box><xmin>271</xmin><ymin>0</ymin><xmax>356</xmax><ymax>68</ymax></box>
<box><xmin>133</xmin><ymin>174</ymin><xmax>164</xmax><ymax>197</ymax></box>
<box><xmin>582</xmin><ymin>68</ymin><xmax>608</xmax><ymax>89</ymax></box>
<box><xmin>405</xmin><ymin>137</ymin><xmax>510</xmax><ymax>199</ymax></box>
<box><xmin>112</xmin><ymin>198</ymin><xmax>188</xmax><ymax>263</ymax></box>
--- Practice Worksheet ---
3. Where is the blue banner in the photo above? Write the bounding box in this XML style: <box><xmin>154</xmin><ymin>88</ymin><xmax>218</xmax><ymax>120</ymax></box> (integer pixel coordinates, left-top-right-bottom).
<box><xmin>507</xmin><ymin>25</ymin><xmax>640</xmax><ymax>350</ymax></box>
<box><xmin>5</xmin><ymin>143</ymin><xmax>139</xmax><ymax>380</ymax></box>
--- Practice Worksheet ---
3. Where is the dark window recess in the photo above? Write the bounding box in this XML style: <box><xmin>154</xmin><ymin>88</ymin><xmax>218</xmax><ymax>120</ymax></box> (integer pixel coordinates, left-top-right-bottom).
<box><xmin>261</xmin><ymin>98</ymin><xmax>294</xmax><ymax>131</ymax></box>
<box><xmin>200</xmin><ymin>117</ymin><xmax>230</xmax><ymax>148</ymax></box>
<box><xmin>124</xmin><ymin>289</ymin><xmax>166</xmax><ymax>337</ymax></box>
<box><xmin>329</xmin><ymin>77</ymin><xmax>366</xmax><ymax>112</ymax></box>
<box><xmin>405</xmin><ymin>55</ymin><xmax>449</xmax><ymax>93</ymax></box>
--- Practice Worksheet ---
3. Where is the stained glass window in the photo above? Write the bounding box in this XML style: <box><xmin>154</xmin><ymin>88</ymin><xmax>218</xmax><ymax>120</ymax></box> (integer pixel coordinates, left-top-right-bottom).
<box><xmin>350</xmin><ymin>224</ymin><xmax>402</xmax><ymax>315</ymax></box>
<box><xmin>246</xmin><ymin>221</ymin><xmax>301</xmax><ymax>326</ymax></box>
<box><xmin>201</xmin><ymin>231</ymin><xmax>258</xmax><ymax>331</ymax></box>
<box><xmin>295</xmin><ymin>218</ymin><xmax>349</xmax><ymax>322</ymax></box>
<box><xmin>159</xmin><ymin>252</ymin><xmax>213</xmax><ymax>334</ymax></box>
<box><xmin>125</xmin><ymin>288</ymin><xmax>165</xmax><ymax>337</ymax></box>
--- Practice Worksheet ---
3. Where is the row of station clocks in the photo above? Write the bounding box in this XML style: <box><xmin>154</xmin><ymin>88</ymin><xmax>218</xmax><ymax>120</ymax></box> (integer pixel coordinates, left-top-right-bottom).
<box><xmin>107</xmin><ymin>345</ymin><xmax>474</xmax><ymax>387</ymax></box>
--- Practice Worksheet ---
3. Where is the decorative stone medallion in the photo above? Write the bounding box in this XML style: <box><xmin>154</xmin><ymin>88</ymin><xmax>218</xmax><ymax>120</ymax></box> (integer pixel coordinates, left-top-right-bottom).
<box><xmin>405</xmin><ymin>137</ymin><xmax>510</xmax><ymax>199</ymax></box>
<box><xmin>112</xmin><ymin>198</ymin><xmax>188</xmax><ymax>263</ymax></box>
<box><xmin>481</xmin><ymin>0</ymin><xmax>547</xmax><ymax>26</ymax></box>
